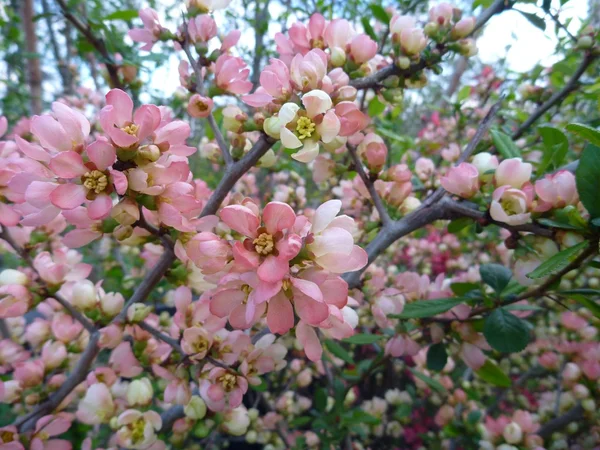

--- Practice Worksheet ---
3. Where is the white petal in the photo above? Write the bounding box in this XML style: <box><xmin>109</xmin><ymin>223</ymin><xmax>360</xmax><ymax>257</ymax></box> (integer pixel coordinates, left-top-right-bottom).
<box><xmin>291</xmin><ymin>139</ymin><xmax>319</xmax><ymax>163</ymax></box>
<box><xmin>280</xmin><ymin>127</ymin><xmax>303</xmax><ymax>149</ymax></box>
<box><xmin>279</xmin><ymin>103</ymin><xmax>300</xmax><ymax>124</ymax></box>
<box><xmin>302</xmin><ymin>90</ymin><xmax>332</xmax><ymax>117</ymax></box>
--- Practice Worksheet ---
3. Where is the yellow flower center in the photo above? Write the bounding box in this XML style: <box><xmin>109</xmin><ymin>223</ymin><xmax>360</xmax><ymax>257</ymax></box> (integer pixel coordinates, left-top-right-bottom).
<box><xmin>296</xmin><ymin>116</ymin><xmax>316</xmax><ymax>140</ymax></box>
<box><xmin>217</xmin><ymin>373</ymin><xmax>237</xmax><ymax>392</ymax></box>
<box><xmin>312</xmin><ymin>38</ymin><xmax>326</xmax><ymax>49</ymax></box>
<box><xmin>500</xmin><ymin>197</ymin><xmax>519</xmax><ymax>215</ymax></box>
<box><xmin>0</xmin><ymin>431</ymin><xmax>15</xmax><ymax>442</ymax></box>
<box><xmin>253</xmin><ymin>233</ymin><xmax>275</xmax><ymax>255</ymax></box>
<box><xmin>130</xmin><ymin>418</ymin><xmax>146</xmax><ymax>443</ymax></box>
<box><xmin>122</xmin><ymin>124</ymin><xmax>139</xmax><ymax>136</ymax></box>
<box><xmin>192</xmin><ymin>335</ymin><xmax>210</xmax><ymax>354</ymax></box>
<box><xmin>82</xmin><ymin>170</ymin><xmax>108</xmax><ymax>194</ymax></box>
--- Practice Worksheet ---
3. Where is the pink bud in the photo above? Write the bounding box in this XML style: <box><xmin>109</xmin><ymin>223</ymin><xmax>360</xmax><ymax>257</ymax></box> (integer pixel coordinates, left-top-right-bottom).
<box><xmin>41</xmin><ymin>341</ymin><xmax>67</xmax><ymax>370</ymax></box>
<box><xmin>452</xmin><ymin>17</ymin><xmax>476</xmax><ymax>39</ymax></box>
<box><xmin>538</xmin><ymin>352</ymin><xmax>559</xmax><ymax>370</ymax></box>
<box><xmin>14</xmin><ymin>360</ymin><xmax>45</xmax><ymax>388</ymax></box>
<box><xmin>350</xmin><ymin>34</ymin><xmax>378</xmax><ymax>64</ymax></box>
<box><xmin>495</xmin><ymin>158</ymin><xmax>532</xmax><ymax>188</ymax></box>
<box><xmin>429</xmin><ymin>3</ymin><xmax>454</xmax><ymax>26</ymax></box>
<box><xmin>185</xmin><ymin>232</ymin><xmax>231</xmax><ymax>274</ymax></box>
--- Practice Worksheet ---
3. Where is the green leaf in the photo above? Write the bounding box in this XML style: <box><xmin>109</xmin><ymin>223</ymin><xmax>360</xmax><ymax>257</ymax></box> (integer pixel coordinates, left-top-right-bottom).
<box><xmin>361</xmin><ymin>17</ymin><xmax>377</xmax><ymax>41</ymax></box>
<box><xmin>526</xmin><ymin>241</ymin><xmax>588</xmax><ymax>279</ymax></box>
<box><xmin>537</xmin><ymin>126</ymin><xmax>568</xmax><ymax>175</ymax></box>
<box><xmin>104</xmin><ymin>9</ymin><xmax>139</xmax><ymax>21</ymax></box>
<box><xmin>368</xmin><ymin>97</ymin><xmax>386</xmax><ymax>117</ymax></box>
<box><xmin>288</xmin><ymin>416</ymin><xmax>312</xmax><ymax>427</ymax></box>
<box><xmin>480</xmin><ymin>264</ymin><xmax>512</xmax><ymax>293</ymax></box>
<box><xmin>504</xmin><ymin>304</ymin><xmax>543</xmax><ymax>312</ymax></box>
<box><xmin>369</xmin><ymin>4</ymin><xmax>390</xmax><ymax>23</ymax></box>
<box><xmin>536</xmin><ymin>218</ymin><xmax>580</xmax><ymax>230</ymax></box>
<box><xmin>341</xmin><ymin>409</ymin><xmax>381</xmax><ymax>426</ymax></box>
<box><xmin>409</xmin><ymin>368</ymin><xmax>447</xmax><ymax>394</ymax></box>
<box><xmin>314</xmin><ymin>388</ymin><xmax>327</xmax><ymax>412</ymax></box>
<box><xmin>518</xmin><ymin>11</ymin><xmax>546</xmax><ymax>31</ymax></box>
<box><xmin>390</xmin><ymin>297</ymin><xmax>466</xmax><ymax>319</ymax></box>
<box><xmin>566</xmin><ymin>123</ymin><xmax>600</xmax><ymax>146</ymax></box>
<box><xmin>576</xmin><ymin>144</ymin><xmax>600</xmax><ymax>218</ymax></box>
<box><xmin>457</xmin><ymin>85</ymin><xmax>471</xmax><ymax>103</ymax></box>
<box><xmin>250</xmin><ymin>378</ymin><xmax>268</xmax><ymax>391</ymax></box>
<box><xmin>342</xmin><ymin>333</ymin><xmax>382</xmax><ymax>345</ymax></box>
<box><xmin>490</xmin><ymin>129</ymin><xmax>520</xmax><ymax>158</ymax></box>
<box><xmin>476</xmin><ymin>360</ymin><xmax>512</xmax><ymax>387</ymax></box>
<box><xmin>426</xmin><ymin>343</ymin><xmax>448</xmax><ymax>371</ymax></box>
<box><xmin>447</xmin><ymin>217</ymin><xmax>473</xmax><ymax>234</ymax></box>
<box><xmin>450</xmin><ymin>282</ymin><xmax>480</xmax><ymax>296</ymax></box>
<box><xmin>483</xmin><ymin>309</ymin><xmax>530</xmax><ymax>353</ymax></box>
<box><xmin>324</xmin><ymin>340</ymin><xmax>354</xmax><ymax>364</ymax></box>
<box><xmin>570</xmin><ymin>294</ymin><xmax>600</xmax><ymax>320</ymax></box>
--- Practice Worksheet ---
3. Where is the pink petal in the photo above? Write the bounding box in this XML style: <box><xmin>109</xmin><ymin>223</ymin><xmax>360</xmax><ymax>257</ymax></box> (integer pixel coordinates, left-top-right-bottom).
<box><xmin>262</xmin><ymin>201</ymin><xmax>296</xmax><ymax>235</ymax></box>
<box><xmin>25</xmin><ymin>181</ymin><xmax>56</xmax><ymax>209</ymax></box>
<box><xmin>316</xmin><ymin>246</ymin><xmax>368</xmax><ymax>273</ymax></box>
<box><xmin>62</xmin><ymin>229</ymin><xmax>101</xmax><ymax>248</ymax></box>
<box><xmin>105</xmin><ymin>89</ymin><xmax>133</xmax><ymax>127</ymax></box>
<box><xmin>210</xmin><ymin>289</ymin><xmax>245</xmax><ymax>317</ymax></box>
<box><xmin>219</xmin><ymin>205</ymin><xmax>259</xmax><ymax>238</ymax></box>
<box><xmin>290</xmin><ymin>277</ymin><xmax>323</xmax><ymax>302</ymax></box>
<box><xmin>88</xmin><ymin>195</ymin><xmax>113</xmax><ymax>220</ymax></box>
<box><xmin>15</xmin><ymin>135</ymin><xmax>51</xmax><ymax>163</ymax></box>
<box><xmin>87</xmin><ymin>139</ymin><xmax>116</xmax><ymax>170</ymax></box>
<box><xmin>50</xmin><ymin>184</ymin><xmax>88</xmax><ymax>210</ymax></box>
<box><xmin>257</xmin><ymin>255</ymin><xmax>289</xmax><ymax>283</ymax></box>
<box><xmin>133</xmin><ymin>105</ymin><xmax>161</xmax><ymax>142</ymax></box>
<box><xmin>267</xmin><ymin>293</ymin><xmax>294</xmax><ymax>334</ymax></box>
<box><xmin>312</xmin><ymin>199</ymin><xmax>342</xmax><ymax>233</ymax></box>
<box><xmin>294</xmin><ymin>293</ymin><xmax>329</xmax><ymax>325</ymax></box>
<box><xmin>31</xmin><ymin>115</ymin><xmax>70</xmax><ymax>151</ymax></box>
<box><xmin>296</xmin><ymin>321</ymin><xmax>322</xmax><ymax>361</ymax></box>
<box><xmin>21</xmin><ymin>205</ymin><xmax>61</xmax><ymax>226</ymax></box>
<box><xmin>49</xmin><ymin>151</ymin><xmax>88</xmax><ymax>178</ymax></box>
<box><xmin>109</xmin><ymin>169</ymin><xmax>128</xmax><ymax>195</ymax></box>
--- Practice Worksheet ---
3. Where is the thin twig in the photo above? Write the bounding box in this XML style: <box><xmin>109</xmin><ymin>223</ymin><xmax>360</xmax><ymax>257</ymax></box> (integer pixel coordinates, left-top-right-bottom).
<box><xmin>348</xmin><ymin>145</ymin><xmax>391</xmax><ymax>226</ymax></box>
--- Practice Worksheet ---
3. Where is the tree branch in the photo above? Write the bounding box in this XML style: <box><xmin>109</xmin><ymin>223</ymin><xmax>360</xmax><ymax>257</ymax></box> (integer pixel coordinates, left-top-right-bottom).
<box><xmin>54</xmin><ymin>0</ymin><xmax>122</xmax><ymax>89</ymax></box>
<box><xmin>511</xmin><ymin>52</ymin><xmax>597</xmax><ymax>140</ymax></box>
<box><xmin>537</xmin><ymin>404</ymin><xmax>585</xmax><ymax>439</ymax></box>
<box><xmin>347</xmin><ymin>145</ymin><xmax>391</xmax><ymax>226</ymax></box>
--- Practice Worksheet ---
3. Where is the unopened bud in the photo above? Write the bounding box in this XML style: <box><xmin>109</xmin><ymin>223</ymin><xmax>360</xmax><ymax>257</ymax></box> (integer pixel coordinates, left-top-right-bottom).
<box><xmin>126</xmin><ymin>303</ymin><xmax>152</xmax><ymax>323</ymax></box>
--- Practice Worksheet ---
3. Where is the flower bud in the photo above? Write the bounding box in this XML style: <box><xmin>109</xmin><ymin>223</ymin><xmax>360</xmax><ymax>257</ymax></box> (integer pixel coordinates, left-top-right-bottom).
<box><xmin>472</xmin><ymin>152</ymin><xmax>499</xmax><ymax>182</ymax></box>
<box><xmin>126</xmin><ymin>378</ymin><xmax>154</xmax><ymax>406</ymax></box>
<box><xmin>71</xmin><ymin>280</ymin><xmax>97</xmax><ymax>310</ymax></box>
<box><xmin>562</xmin><ymin>362</ymin><xmax>581</xmax><ymax>381</ymax></box>
<box><xmin>582</xmin><ymin>398</ymin><xmax>596</xmax><ymax>412</ymax></box>
<box><xmin>41</xmin><ymin>341</ymin><xmax>67</xmax><ymax>370</ymax></box>
<box><xmin>222</xmin><ymin>106</ymin><xmax>246</xmax><ymax>133</ymax></box>
<box><xmin>111</xmin><ymin>198</ymin><xmax>140</xmax><ymax>226</ymax></box>
<box><xmin>451</xmin><ymin>17</ymin><xmax>475</xmax><ymax>39</ymax></box>
<box><xmin>503</xmin><ymin>422</ymin><xmax>523</xmax><ymax>444</ymax></box>
<box><xmin>222</xmin><ymin>407</ymin><xmax>250</xmax><ymax>436</ymax></box>
<box><xmin>0</xmin><ymin>269</ymin><xmax>28</xmax><ymax>286</ymax></box>
<box><xmin>136</xmin><ymin>144</ymin><xmax>161</xmax><ymax>164</ymax></box>
<box><xmin>184</xmin><ymin>396</ymin><xmax>207</xmax><ymax>420</ymax></box>
<box><xmin>126</xmin><ymin>303</ymin><xmax>152</xmax><ymax>323</ymax></box>
<box><xmin>100</xmin><ymin>292</ymin><xmax>125</xmax><ymax>317</ymax></box>
<box><xmin>577</xmin><ymin>35</ymin><xmax>593</xmax><ymax>49</ymax></box>
<box><xmin>330</xmin><ymin>47</ymin><xmax>346</xmax><ymax>67</ymax></box>
<box><xmin>113</xmin><ymin>225</ymin><xmax>133</xmax><ymax>241</ymax></box>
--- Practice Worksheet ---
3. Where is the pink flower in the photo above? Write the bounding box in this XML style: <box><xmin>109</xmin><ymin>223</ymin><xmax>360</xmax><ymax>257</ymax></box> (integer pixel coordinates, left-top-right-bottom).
<box><xmin>128</xmin><ymin>8</ymin><xmax>163</xmax><ymax>51</ymax></box>
<box><xmin>199</xmin><ymin>367</ymin><xmax>248</xmax><ymax>411</ymax></box>
<box><xmin>490</xmin><ymin>186</ymin><xmax>531</xmax><ymax>225</ymax></box>
<box><xmin>358</xmin><ymin>133</ymin><xmax>387</xmax><ymax>173</ymax></box>
<box><xmin>452</xmin><ymin>17</ymin><xmax>476</xmax><ymax>39</ymax></box>
<box><xmin>495</xmin><ymin>158</ymin><xmax>532</xmax><ymax>189</ymax></box>
<box><xmin>534</xmin><ymin>170</ymin><xmax>578</xmax><ymax>211</ymax></box>
<box><xmin>109</xmin><ymin>342</ymin><xmax>143</xmax><ymax>378</ymax></box>
<box><xmin>560</xmin><ymin>311</ymin><xmax>588</xmax><ymax>330</ymax></box>
<box><xmin>153</xmin><ymin>365</ymin><xmax>192</xmax><ymax>405</ymax></box>
<box><xmin>13</xmin><ymin>359</ymin><xmax>44</xmax><ymax>388</ymax></box>
<box><xmin>220</xmin><ymin>201</ymin><xmax>301</xmax><ymax>283</ymax></box>
<box><xmin>30</xmin><ymin>102</ymin><xmax>90</xmax><ymax>154</ymax></box>
<box><xmin>0</xmin><ymin>285</ymin><xmax>30</xmax><ymax>318</ymax></box>
<box><xmin>440</xmin><ymin>162</ymin><xmax>479</xmax><ymax>198</ymax></box>
<box><xmin>349</xmin><ymin>35</ymin><xmax>378</xmax><ymax>64</ymax></box>
<box><xmin>100</xmin><ymin>89</ymin><xmax>161</xmax><ymax>149</ymax></box>
<box><xmin>390</xmin><ymin>15</ymin><xmax>417</xmax><ymax>43</ymax></box>
<box><xmin>116</xmin><ymin>410</ymin><xmax>162</xmax><ymax>449</ymax></box>
<box><xmin>51</xmin><ymin>314</ymin><xmax>83</xmax><ymax>343</ymax></box>
<box><xmin>324</xmin><ymin>19</ymin><xmax>355</xmax><ymax>53</ymax></box>
<box><xmin>243</xmin><ymin>59</ymin><xmax>292</xmax><ymax>107</ymax></box>
<box><xmin>214</xmin><ymin>55</ymin><xmax>252</xmax><ymax>95</ymax></box>
<box><xmin>429</xmin><ymin>3</ymin><xmax>454</xmax><ymax>26</ymax></box>
<box><xmin>290</xmin><ymin>49</ymin><xmax>328</xmax><ymax>92</ymax></box>
<box><xmin>188</xmin><ymin>15</ymin><xmax>217</xmax><ymax>43</ymax></box>
<box><xmin>460</xmin><ymin>342</ymin><xmax>486</xmax><ymax>370</ymax></box>
<box><xmin>76</xmin><ymin>383</ymin><xmax>115</xmax><ymax>425</ymax></box>
<box><xmin>239</xmin><ymin>334</ymin><xmax>287</xmax><ymax>385</ymax></box>
<box><xmin>400</xmin><ymin>28</ymin><xmax>427</xmax><ymax>55</ymax></box>
<box><xmin>187</xmin><ymin>94</ymin><xmax>214</xmax><ymax>118</ymax></box>
<box><xmin>221</xmin><ymin>30</ymin><xmax>241</xmax><ymax>52</ymax></box>
<box><xmin>0</xmin><ymin>425</ymin><xmax>24</xmax><ymax>450</ymax></box>
<box><xmin>181</xmin><ymin>326</ymin><xmax>213</xmax><ymax>361</ymax></box>
<box><xmin>335</xmin><ymin>102</ymin><xmax>369</xmax><ymax>137</ymax></box>
<box><xmin>181</xmin><ymin>232</ymin><xmax>231</xmax><ymax>274</ymax></box>
<box><xmin>31</xmin><ymin>413</ymin><xmax>73</xmax><ymax>450</ymax></box>
<box><xmin>306</xmin><ymin>200</ymin><xmax>368</xmax><ymax>273</ymax></box>
<box><xmin>538</xmin><ymin>352</ymin><xmax>560</xmax><ymax>370</ymax></box>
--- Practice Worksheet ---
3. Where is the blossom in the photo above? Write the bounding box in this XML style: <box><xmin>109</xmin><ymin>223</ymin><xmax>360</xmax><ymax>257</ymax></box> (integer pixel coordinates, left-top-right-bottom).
<box><xmin>199</xmin><ymin>367</ymin><xmax>248</xmax><ymax>411</ymax></box>
<box><xmin>440</xmin><ymin>162</ymin><xmax>479</xmax><ymax>198</ymax></box>
<box><xmin>128</xmin><ymin>8</ymin><xmax>163</xmax><ymax>51</ymax></box>
<box><xmin>390</xmin><ymin>15</ymin><xmax>417</xmax><ymax>42</ymax></box>
<box><xmin>188</xmin><ymin>0</ymin><xmax>232</xmax><ymax>12</ymax></box>
<box><xmin>399</xmin><ymin>28</ymin><xmax>428</xmax><ymax>55</ymax></box>
<box><xmin>243</xmin><ymin>59</ymin><xmax>292</xmax><ymax>107</ymax></box>
<box><xmin>349</xmin><ymin>35</ymin><xmax>378</xmax><ymax>64</ymax></box>
<box><xmin>76</xmin><ymin>383</ymin><xmax>115</xmax><ymax>425</ymax></box>
<box><xmin>220</xmin><ymin>200</ymin><xmax>301</xmax><ymax>283</ymax></box>
<box><xmin>31</xmin><ymin>413</ymin><xmax>73</xmax><ymax>450</ymax></box>
<box><xmin>116</xmin><ymin>410</ymin><xmax>162</xmax><ymax>449</ymax></box>
<box><xmin>30</xmin><ymin>102</ymin><xmax>89</xmax><ymax>154</ymax></box>
<box><xmin>358</xmin><ymin>133</ymin><xmax>387</xmax><ymax>173</ymax></box>
<box><xmin>534</xmin><ymin>170</ymin><xmax>578</xmax><ymax>211</ymax></box>
<box><xmin>181</xmin><ymin>326</ymin><xmax>213</xmax><ymax>361</ymax></box>
<box><xmin>429</xmin><ymin>3</ymin><xmax>454</xmax><ymax>26</ymax></box>
<box><xmin>0</xmin><ymin>425</ymin><xmax>23</xmax><ymax>449</ymax></box>
<box><xmin>187</xmin><ymin>94</ymin><xmax>214</xmax><ymax>118</ymax></box>
<box><xmin>489</xmin><ymin>186</ymin><xmax>531</xmax><ymax>226</ymax></box>
<box><xmin>494</xmin><ymin>158</ymin><xmax>532</xmax><ymax>189</ymax></box>
<box><xmin>290</xmin><ymin>49</ymin><xmax>328</xmax><ymax>92</ymax></box>
<box><xmin>127</xmin><ymin>378</ymin><xmax>154</xmax><ymax>406</ymax></box>
<box><xmin>472</xmin><ymin>152</ymin><xmax>498</xmax><ymax>181</ymax></box>
<box><xmin>0</xmin><ymin>285</ymin><xmax>30</xmax><ymax>318</ymax></box>
<box><xmin>214</xmin><ymin>55</ymin><xmax>252</xmax><ymax>95</ymax></box>
<box><xmin>187</xmin><ymin>15</ymin><xmax>217</xmax><ymax>43</ymax></box>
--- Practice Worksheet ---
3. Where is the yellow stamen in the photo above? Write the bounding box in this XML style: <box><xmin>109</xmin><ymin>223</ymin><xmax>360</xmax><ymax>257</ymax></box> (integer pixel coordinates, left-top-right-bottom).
<box><xmin>296</xmin><ymin>116</ymin><xmax>316</xmax><ymax>140</ymax></box>
<box><xmin>121</xmin><ymin>124</ymin><xmax>139</xmax><ymax>136</ymax></box>
<box><xmin>217</xmin><ymin>373</ymin><xmax>237</xmax><ymax>392</ymax></box>
<box><xmin>82</xmin><ymin>170</ymin><xmax>108</xmax><ymax>194</ymax></box>
<box><xmin>253</xmin><ymin>233</ymin><xmax>275</xmax><ymax>255</ymax></box>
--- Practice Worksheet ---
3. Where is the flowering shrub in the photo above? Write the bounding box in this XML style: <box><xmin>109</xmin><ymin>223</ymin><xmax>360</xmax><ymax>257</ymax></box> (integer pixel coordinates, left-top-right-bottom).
<box><xmin>0</xmin><ymin>0</ymin><xmax>599</xmax><ymax>449</ymax></box>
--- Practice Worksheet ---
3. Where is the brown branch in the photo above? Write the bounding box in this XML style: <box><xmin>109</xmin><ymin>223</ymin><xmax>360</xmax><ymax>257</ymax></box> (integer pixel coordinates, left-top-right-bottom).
<box><xmin>54</xmin><ymin>0</ymin><xmax>122</xmax><ymax>89</ymax></box>
<box><xmin>22</xmin><ymin>0</ymin><xmax>43</xmax><ymax>115</ymax></box>
<box><xmin>347</xmin><ymin>145</ymin><xmax>391</xmax><ymax>226</ymax></box>
<box><xmin>537</xmin><ymin>404</ymin><xmax>585</xmax><ymax>439</ymax></box>
<box><xmin>511</xmin><ymin>52</ymin><xmax>597</xmax><ymax>140</ymax></box>
<box><xmin>349</xmin><ymin>0</ymin><xmax>512</xmax><ymax>90</ymax></box>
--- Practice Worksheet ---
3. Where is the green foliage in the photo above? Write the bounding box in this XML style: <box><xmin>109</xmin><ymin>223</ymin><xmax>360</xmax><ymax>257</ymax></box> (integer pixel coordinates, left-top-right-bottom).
<box><xmin>426</xmin><ymin>343</ymin><xmax>448</xmax><ymax>371</ymax></box>
<box><xmin>537</xmin><ymin>126</ymin><xmax>569</xmax><ymax>175</ymax></box>
<box><xmin>526</xmin><ymin>240</ymin><xmax>588</xmax><ymax>279</ymax></box>
<box><xmin>483</xmin><ymin>309</ymin><xmax>530</xmax><ymax>353</ymax></box>
<box><xmin>566</xmin><ymin>123</ymin><xmax>600</xmax><ymax>146</ymax></box>
<box><xmin>490</xmin><ymin>129</ymin><xmax>520</xmax><ymax>158</ymax></box>
<box><xmin>324</xmin><ymin>339</ymin><xmax>354</xmax><ymax>364</ymax></box>
<box><xmin>576</xmin><ymin>144</ymin><xmax>600</xmax><ymax>218</ymax></box>
<box><xmin>476</xmin><ymin>360</ymin><xmax>512</xmax><ymax>387</ymax></box>
<box><xmin>342</xmin><ymin>333</ymin><xmax>382</xmax><ymax>345</ymax></box>
<box><xmin>480</xmin><ymin>264</ymin><xmax>512</xmax><ymax>293</ymax></box>
<box><xmin>390</xmin><ymin>297</ymin><xmax>468</xmax><ymax>319</ymax></box>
